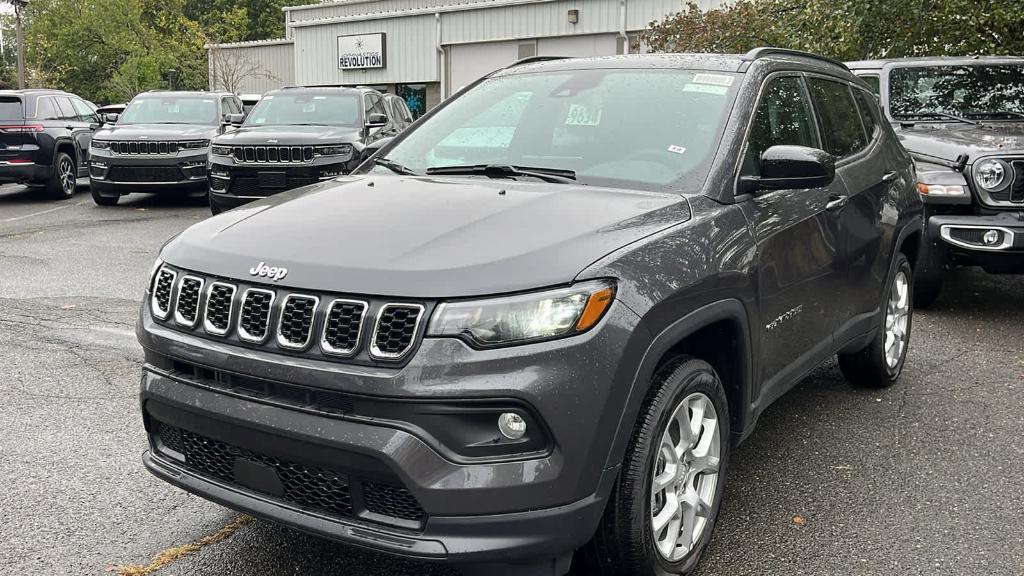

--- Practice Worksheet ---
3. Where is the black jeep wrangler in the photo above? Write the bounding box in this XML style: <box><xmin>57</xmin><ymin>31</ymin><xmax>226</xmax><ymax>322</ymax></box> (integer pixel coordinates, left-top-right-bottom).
<box><xmin>138</xmin><ymin>49</ymin><xmax>921</xmax><ymax>576</ymax></box>
<box><xmin>849</xmin><ymin>56</ymin><xmax>1024</xmax><ymax>306</ymax></box>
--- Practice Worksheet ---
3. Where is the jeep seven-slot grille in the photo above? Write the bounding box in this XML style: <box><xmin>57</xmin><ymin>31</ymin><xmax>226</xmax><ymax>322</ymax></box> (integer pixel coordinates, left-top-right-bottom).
<box><xmin>233</xmin><ymin>145</ymin><xmax>314</xmax><ymax>163</ymax></box>
<box><xmin>111</xmin><ymin>140</ymin><xmax>179</xmax><ymax>155</ymax></box>
<box><xmin>277</xmin><ymin>295</ymin><xmax>318</xmax><ymax>349</ymax></box>
<box><xmin>154</xmin><ymin>421</ymin><xmax>426</xmax><ymax>526</ymax></box>
<box><xmin>371</xmin><ymin>305</ymin><xmax>424</xmax><ymax>359</ymax></box>
<box><xmin>151</xmin><ymin>267</ymin><xmax>425</xmax><ymax>363</ymax></box>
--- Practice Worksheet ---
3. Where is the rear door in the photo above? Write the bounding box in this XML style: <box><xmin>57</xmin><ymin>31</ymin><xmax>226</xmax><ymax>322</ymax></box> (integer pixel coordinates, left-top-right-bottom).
<box><xmin>54</xmin><ymin>96</ymin><xmax>91</xmax><ymax>171</ymax></box>
<box><xmin>806</xmin><ymin>77</ymin><xmax>890</xmax><ymax>339</ymax></box>
<box><xmin>737</xmin><ymin>73</ymin><xmax>848</xmax><ymax>403</ymax></box>
<box><xmin>69</xmin><ymin>97</ymin><xmax>99</xmax><ymax>169</ymax></box>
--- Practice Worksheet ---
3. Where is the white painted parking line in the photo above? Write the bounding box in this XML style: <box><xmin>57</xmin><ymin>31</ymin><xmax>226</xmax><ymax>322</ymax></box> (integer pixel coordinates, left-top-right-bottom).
<box><xmin>1</xmin><ymin>203</ymin><xmax>74</xmax><ymax>223</ymax></box>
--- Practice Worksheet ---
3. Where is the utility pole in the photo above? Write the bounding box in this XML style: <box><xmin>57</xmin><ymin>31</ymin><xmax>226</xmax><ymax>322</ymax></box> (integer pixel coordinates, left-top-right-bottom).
<box><xmin>5</xmin><ymin>0</ymin><xmax>27</xmax><ymax>89</ymax></box>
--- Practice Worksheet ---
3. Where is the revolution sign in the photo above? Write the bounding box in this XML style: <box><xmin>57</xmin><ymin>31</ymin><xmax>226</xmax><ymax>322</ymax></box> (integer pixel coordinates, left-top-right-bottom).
<box><xmin>338</xmin><ymin>33</ymin><xmax>386</xmax><ymax>70</ymax></box>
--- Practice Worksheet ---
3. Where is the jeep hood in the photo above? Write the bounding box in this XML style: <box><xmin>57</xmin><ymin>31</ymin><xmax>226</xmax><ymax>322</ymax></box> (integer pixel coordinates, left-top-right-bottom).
<box><xmin>160</xmin><ymin>175</ymin><xmax>690</xmax><ymax>298</ymax></box>
<box><xmin>897</xmin><ymin>122</ymin><xmax>1024</xmax><ymax>163</ymax></box>
<box><xmin>214</xmin><ymin>125</ymin><xmax>362</xmax><ymax>146</ymax></box>
<box><xmin>95</xmin><ymin>123</ymin><xmax>219</xmax><ymax>140</ymax></box>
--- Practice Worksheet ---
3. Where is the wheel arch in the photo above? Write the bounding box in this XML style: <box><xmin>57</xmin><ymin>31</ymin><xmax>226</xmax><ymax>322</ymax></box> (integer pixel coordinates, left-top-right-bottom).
<box><xmin>53</xmin><ymin>138</ymin><xmax>78</xmax><ymax>167</ymax></box>
<box><xmin>603</xmin><ymin>298</ymin><xmax>754</xmax><ymax>472</ymax></box>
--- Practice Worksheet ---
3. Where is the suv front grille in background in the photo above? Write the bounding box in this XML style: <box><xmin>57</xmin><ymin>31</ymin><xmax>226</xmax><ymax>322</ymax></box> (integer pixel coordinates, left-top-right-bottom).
<box><xmin>111</xmin><ymin>140</ymin><xmax>180</xmax><ymax>155</ymax></box>
<box><xmin>1007</xmin><ymin>161</ymin><xmax>1024</xmax><ymax>204</ymax></box>
<box><xmin>154</xmin><ymin>421</ymin><xmax>425</xmax><ymax>528</ymax></box>
<box><xmin>149</xmin><ymin>266</ymin><xmax>427</xmax><ymax>364</ymax></box>
<box><xmin>107</xmin><ymin>166</ymin><xmax>184</xmax><ymax>183</ymax></box>
<box><xmin>233</xmin><ymin>145</ymin><xmax>315</xmax><ymax>164</ymax></box>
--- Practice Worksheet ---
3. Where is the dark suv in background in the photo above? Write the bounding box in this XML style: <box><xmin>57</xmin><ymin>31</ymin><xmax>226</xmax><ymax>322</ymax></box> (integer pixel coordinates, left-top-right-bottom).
<box><xmin>89</xmin><ymin>91</ymin><xmax>243</xmax><ymax>206</ymax></box>
<box><xmin>848</xmin><ymin>56</ymin><xmax>1024</xmax><ymax>306</ymax></box>
<box><xmin>0</xmin><ymin>89</ymin><xmax>98</xmax><ymax>199</ymax></box>
<box><xmin>137</xmin><ymin>50</ymin><xmax>921</xmax><ymax>576</ymax></box>
<box><xmin>207</xmin><ymin>86</ymin><xmax>402</xmax><ymax>213</ymax></box>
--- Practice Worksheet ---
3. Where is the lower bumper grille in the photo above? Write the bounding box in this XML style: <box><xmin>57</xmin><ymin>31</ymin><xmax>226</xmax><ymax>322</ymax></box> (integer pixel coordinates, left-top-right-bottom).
<box><xmin>108</xmin><ymin>166</ymin><xmax>184</xmax><ymax>183</ymax></box>
<box><xmin>227</xmin><ymin>176</ymin><xmax>317</xmax><ymax>197</ymax></box>
<box><xmin>154</xmin><ymin>421</ymin><xmax>425</xmax><ymax>526</ymax></box>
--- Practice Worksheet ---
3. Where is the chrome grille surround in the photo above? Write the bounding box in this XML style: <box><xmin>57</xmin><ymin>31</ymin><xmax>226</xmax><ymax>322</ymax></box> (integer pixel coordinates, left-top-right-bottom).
<box><xmin>319</xmin><ymin>299</ymin><xmax>368</xmax><ymax>357</ymax></box>
<box><xmin>369</xmin><ymin>304</ymin><xmax>425</xmax><ymax>361</ymax></box>
<box><xmin>151</xmin><ymin>267</ymin><xmax>177</xmax><ymax>320</ymax></box>
<box><xmin>276</xmin><ymin>294</ymin><xmax>320</xmax><ymax>350</ymax></box>
<box><xmin>203</xmin><ymin>282</ymin><xmax>237</xmax><ymax>336</ymax></box>
<box><xmin>173</xmin><ymin>275</ymin><xmax>205</xmax><ymax>328</ymax></box>
<box><xmin>237</xmin><ymin>288</ymin><xmax>277</xmax><ymax>344</ymax></box>
<box><xmin>232</xmin><ymin>145</ymin><xmax>315</xmax><ymax>164</ymax></box>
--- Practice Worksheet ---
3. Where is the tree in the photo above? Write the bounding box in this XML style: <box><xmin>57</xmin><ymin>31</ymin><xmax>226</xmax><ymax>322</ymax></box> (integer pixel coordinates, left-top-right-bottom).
<box><xmin>209</xmin><ymin>47</ymin><xmax>279</xmax><ymax>92</ymax></box>
<box><xmin>642</xmin><ymin>0</ymin><xmax>1024</xmax><ymax>60</ymax></box>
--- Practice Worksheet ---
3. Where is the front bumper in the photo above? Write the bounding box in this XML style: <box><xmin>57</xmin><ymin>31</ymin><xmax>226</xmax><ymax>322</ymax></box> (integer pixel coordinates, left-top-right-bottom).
<box><xmin>89</xmin><ymin>149</ymin><xmax>208</xmax><ymax>194</ymax></box>
<box><xmin>136</xmin><ymin>297</ymin><xmax>640</xmax><ymax>563</ymax></box>
<box><xmin>207</xmin><ymin>155</ymin><xmax>357</xmax><ymax>207</ymax></box>
<box><xmin>929</xmin><ymin>212</ymin><xmax>1024</xmax><ymax>273</ymax></box>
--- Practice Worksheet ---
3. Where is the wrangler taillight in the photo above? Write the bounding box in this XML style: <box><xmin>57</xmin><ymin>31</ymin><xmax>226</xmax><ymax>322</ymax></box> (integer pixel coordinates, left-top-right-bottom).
<box><xmin>0</xmin><ymin>125</ymin><xmax>44</xmax><ymax>133</ymax></box>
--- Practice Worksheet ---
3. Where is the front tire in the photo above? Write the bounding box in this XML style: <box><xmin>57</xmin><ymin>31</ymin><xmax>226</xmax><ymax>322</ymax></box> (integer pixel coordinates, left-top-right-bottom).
<box><xmin>46</xmin><ymin>152</ymin><xmax>77</xmax><ymax>199</ymax></box>
<box><xmin>839</xmin><ymin>252</ymin><xmax>913</xmax><ymax>388</ymax></box>
<box><xmin>581</xmin><ymin>356</ymin><xmax>730</xmax><ymax>576</ymax></box>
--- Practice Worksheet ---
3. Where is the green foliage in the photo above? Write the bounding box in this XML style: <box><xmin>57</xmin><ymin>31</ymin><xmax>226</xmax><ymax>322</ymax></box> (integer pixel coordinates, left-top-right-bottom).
<box><xmin>642</xmin><ymin>0</ymin><xmax>1024</xmax><ymax>60</ymax></box>
<box><xmin>13</xmin><ymin>0</ymin><xmax>320</xmax><ymax>103</ymax></box>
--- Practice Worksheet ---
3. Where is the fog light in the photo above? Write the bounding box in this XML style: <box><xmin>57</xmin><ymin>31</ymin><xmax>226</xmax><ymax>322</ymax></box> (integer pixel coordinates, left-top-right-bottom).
<box><xmin>983</xmin><ymin>230</ymin><xmax>1000</xmax><ymax>246</ymax></box>
<box><xmin>498</xmin><ymin>412</ymin><xmax>527</xmax><ymax>440</ymax></box>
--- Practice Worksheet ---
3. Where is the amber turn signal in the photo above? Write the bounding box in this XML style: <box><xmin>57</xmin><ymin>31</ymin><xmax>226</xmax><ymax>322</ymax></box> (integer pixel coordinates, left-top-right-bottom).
<box><xmin>576</xmin><ymin>286</ymin><xmax>615</xmax><ymax>331</ymax></box>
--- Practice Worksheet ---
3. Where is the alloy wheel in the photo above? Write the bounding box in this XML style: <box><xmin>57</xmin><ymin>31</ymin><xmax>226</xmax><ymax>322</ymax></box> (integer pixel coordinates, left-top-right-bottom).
<box><xmin>884</xmin><ymin>270</ymin><xmax>910</xmax><ymax>369</ymax></box>
<box><xmin>650</xmin><ymin>392</ymin><xmax>721</xmax><ymax>561</ymax></box>
<box><xmin>59</xmin><ymin>157</ymin><xmax>75</xmax><ymax>195</ymax></box>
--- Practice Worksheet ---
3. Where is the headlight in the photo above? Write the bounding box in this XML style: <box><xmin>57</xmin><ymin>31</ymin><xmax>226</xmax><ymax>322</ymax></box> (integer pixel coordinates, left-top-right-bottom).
<box><xmin>427</xmin><ymin>280</ymin><xmax>615</xmax><ymax>347</ymax></box>
<box><xmin>974</xmin><ymin>159</ymin><xmax>1010</xmax><ymax>191</ymax></box>
<box><xmin>211</xmin><ymin>145</ymin><xmax>232</xmax><ymax>156</ymax></box>
<box><xmin>314</xmin><ymin>144</ymin><xmax>354</xmax><ymax>159</ymax></box>
<box><xmin>179</xmin><ymin>140</ymin><xmax>211</xmax><ymax>150</ymax></box>
<box><xmin>91</xmin><ymin>139</ymin><xmax>110</xmax><ymax>149</ymax></box>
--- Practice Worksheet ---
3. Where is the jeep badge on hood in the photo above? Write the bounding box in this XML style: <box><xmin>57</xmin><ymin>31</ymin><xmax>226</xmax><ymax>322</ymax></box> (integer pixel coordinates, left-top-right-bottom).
<box><xmin>249</xmin><ymin>261</ymin><xmax>288</xmax><ymax>281</ymax></box>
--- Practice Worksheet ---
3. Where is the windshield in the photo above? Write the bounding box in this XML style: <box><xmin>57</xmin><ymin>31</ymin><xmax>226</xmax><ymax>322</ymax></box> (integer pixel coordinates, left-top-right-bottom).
<box><xmin>245</xmin><ymin>93</ymin><xmax>360</xmax><ymax>126</ymax></box>
<box><xmin>378</xmin><ymin>68</ymin><xmax>740</xmax><ymax>191</ymax></box>
<box><xmin>889</xmin><ymin>64</ymin><xmax>1024</xmax><ymax>120</ymax></box>
<box><xmin>120</xmin><ymin>96</ymin><xmax>219</xmax><ymax>125</ymax></box>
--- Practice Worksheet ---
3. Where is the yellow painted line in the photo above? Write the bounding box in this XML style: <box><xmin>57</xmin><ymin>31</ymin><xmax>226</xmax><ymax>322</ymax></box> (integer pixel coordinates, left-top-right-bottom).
<box><xmin>111</xmin><ymin>515</ymin><xmax>253</xmax><ymax>576</ymax></box>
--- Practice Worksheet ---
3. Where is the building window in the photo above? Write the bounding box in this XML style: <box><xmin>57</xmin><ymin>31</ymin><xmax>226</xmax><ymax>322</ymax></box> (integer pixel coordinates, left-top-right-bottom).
<box><xmin>518</xmin><ymin>41</ymin><xmax>537</xmax><ymax>60</ymax></box>
<box><xmin>397</xmin><ymin>84</ymin><xmax>428</xmax><ymax>119</ymax></box>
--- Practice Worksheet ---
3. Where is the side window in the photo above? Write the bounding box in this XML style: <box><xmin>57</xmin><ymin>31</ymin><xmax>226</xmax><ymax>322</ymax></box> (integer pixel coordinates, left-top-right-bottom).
<box><xmin>54</xmin><ymin>96</ymin><xmax>78</xmax><ymax>120</ymax></box>
<box><xmin>807</xmin><ymin>78</ymin><xmax>867</xmax><ymax>158</ymax></box>
<box><xmin>365</xmin><ymin>94</ymin><xmax>387</xmax><ymax>120</ymax></box>
<box><xmin>35</xmin><ymin>97</ymin><xmax>60</xmax><ymax>120</ymax></box>
<box><xmin>853</xmin><ymin>89</ymin><xmax>879</xmax><ymax>140</ymax></box>
<box><xmin>398</xmin><ymin>99</ymin><xmax>413</xmax><ymax>123</ymax></box>
<box><xmin>857</xmin><ymin>74</ymin><xmax>881</xmax><ymax>95</ymax></box>
<box><xmin>743</xmin><ymin>75</ymin><xmax>818</xmax><ymax>176</ymax></box>
<box><xmin>71</xmin><ymin>98</ymin><xmax>98</xmax><ymax>123</ymax></box>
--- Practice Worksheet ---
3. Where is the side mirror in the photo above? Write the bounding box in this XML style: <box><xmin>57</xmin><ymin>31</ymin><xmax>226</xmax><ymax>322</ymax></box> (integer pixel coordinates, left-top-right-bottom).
<box><xmin>740</xmin><ymin>145</ymin><xmax>835</xmax><ymax>194</ymax></box>
<box><xmin>89</xmin><ymin>123</ymin><xmax>100</xmax><ymax>131</ymax></box>
<box><xmin>103</xmin><ymin>113</ymin><xmax>119</xmax><ymax>124</ymax></box>
<box><xmin>366</xmin><ymin>113</ymin><xmax>388</xmax><ymax>127</ymax></box>
<box><xmin>224</xmin><ymin>113</ymin><xmax>245</xmax><ymax>126</ymax></box>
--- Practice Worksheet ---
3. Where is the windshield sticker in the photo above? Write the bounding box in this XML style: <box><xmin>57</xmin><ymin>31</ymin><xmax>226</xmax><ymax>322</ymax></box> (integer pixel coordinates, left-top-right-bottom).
<box><xmin>693</xmin><ymin>73</ymin><xmax>734</xmax><ymax>87</ymax></box>
<box><xmin>313</xmin><ymin>96</ymin><xmax>327</xmax><ymax>100</ymax></box>
<box><xmin>565</xmin><ymin>103</ymin><xmax>602</xmax><ymax>126</ymax></box>
<box><xmin>667</xmin><ymin>145</ymin><xmax>687</xmax><ymax>155</ymax></box>
<box><xmin>683</xmin><ymin>83</ymin><xmax>728</xmax><ymax>95</ymax></box>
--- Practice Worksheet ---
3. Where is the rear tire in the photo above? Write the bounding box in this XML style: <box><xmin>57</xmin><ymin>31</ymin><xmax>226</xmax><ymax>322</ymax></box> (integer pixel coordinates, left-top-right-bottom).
<box><xmin>839</xmin><ymin>252</ymin><xmax>913</xmax><ymax>388</ymax></box>
<box><xmin>46</xmin><ymin>152</ymin><xmax>77</xmax><ymax>199</ymax></box>
<box><xmin>580</xmin><ymin>356</ymin><xmax>730</xmax><ymax>576</ymax></box>
<box><xmin>91</xmin><ymin>187</ymin><xmax>119</xmax><ymax>206</ymax></box>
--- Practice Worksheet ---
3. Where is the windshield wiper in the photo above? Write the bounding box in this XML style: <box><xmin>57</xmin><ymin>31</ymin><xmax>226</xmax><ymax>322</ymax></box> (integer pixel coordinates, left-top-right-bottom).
<box><xmin>373</xmin><ymin>157</ymin><xmax>419</xmax><ymax>176</ymax></box>
<box><xmin>425</xmin><ymin>164</ymin><xmax>577</xmax><ymax>184</ymax></box>
<box><xmin>906</xmin><ymin>110</ymin><xmax>982</xmax><ymax>126</ymax></box>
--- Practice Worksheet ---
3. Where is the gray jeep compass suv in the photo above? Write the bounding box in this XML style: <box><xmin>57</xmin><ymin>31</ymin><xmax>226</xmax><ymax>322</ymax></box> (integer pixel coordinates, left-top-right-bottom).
<box><xmin>137</xmin><ymin>49</ymin><xmax>923</xmax><ymax>576</ymax></box>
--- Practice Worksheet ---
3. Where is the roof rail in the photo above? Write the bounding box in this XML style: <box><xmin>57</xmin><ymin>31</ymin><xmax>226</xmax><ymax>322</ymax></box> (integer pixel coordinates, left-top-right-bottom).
<box><xmin>503</xmin><ymin>55</ymin><xmax>571</xmax><ymax>70</ymax></box>
<box><xmin>741</xmin><ymin>47</ymin><xmax>849</xmax><ymax>71</ymax></box>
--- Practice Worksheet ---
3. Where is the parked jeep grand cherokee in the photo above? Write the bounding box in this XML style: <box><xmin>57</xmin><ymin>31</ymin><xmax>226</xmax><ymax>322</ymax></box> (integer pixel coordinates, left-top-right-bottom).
<box><xmin>89</xmin><ymin>91</ymin><xmax>243</xmax><ymax>206</ymax></box>
<box><xmin>848</xmin><ymin>56</ymin><xmax>1024</xmax><ymax>306</ymax></box>
<box><xmin>0</xmin><ymin>89</ymin><xmax>98</xmax><ymax>199</ymax></box>
<box><xmin>207</xmin><ymin>86</ymin><xmax>399</xmax><ymax>214</ymax></box>
<box><xmin>137</xmin><ymin>49</ymin><xmax>922</xmax><ymax>576</ymax></box>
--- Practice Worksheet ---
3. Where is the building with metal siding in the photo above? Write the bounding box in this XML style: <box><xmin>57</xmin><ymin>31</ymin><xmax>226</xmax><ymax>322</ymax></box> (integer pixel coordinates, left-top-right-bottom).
<box><xmin>209</xmin><ymin>0</ymin><xmax>723</xmax><ymax>116</ymax></box>
<box><xmin>206</xmin><ymin>39</ymin><xmax>296</xmax><ymax>95</ymax></box>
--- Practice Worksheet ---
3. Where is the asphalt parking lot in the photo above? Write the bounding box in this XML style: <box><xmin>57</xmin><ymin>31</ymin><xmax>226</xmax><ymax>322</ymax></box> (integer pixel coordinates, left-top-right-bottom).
<box><xmin>1</xmin><ymin>184</ymin><xmax>1022</xmax><ymax>576</ymax></box>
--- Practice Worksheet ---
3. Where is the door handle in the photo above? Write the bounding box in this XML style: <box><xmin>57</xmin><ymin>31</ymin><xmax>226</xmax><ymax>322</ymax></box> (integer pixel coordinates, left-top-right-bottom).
<box><xmin>826</xmin><ymin>194</ymin><xmax>849</xmax><ymax>211</ymax></box>
<box><xmin>882</xmin><ymin>171</ymin><xmax>898</xmax><ymax>183</ymax></box>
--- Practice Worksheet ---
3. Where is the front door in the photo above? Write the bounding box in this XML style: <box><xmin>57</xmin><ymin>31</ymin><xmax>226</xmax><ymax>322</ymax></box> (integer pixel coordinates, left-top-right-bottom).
<box><xmin>737</xmin><ymin>74</ymin><xmax>848</xmax><ymax>405</ymax></box>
